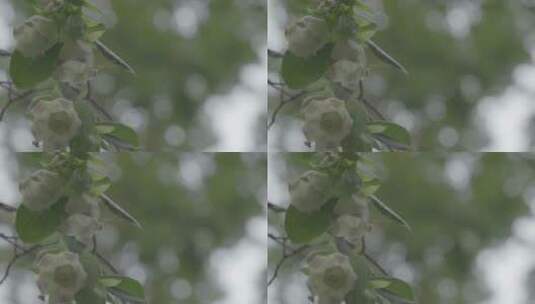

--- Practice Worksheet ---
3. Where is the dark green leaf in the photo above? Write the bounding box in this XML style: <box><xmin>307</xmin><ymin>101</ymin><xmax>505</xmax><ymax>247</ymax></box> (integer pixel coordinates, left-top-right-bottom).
<box><xmin>370</xmin><ymin>277</ymin><xmax>415</xmax><ymax>303</ymax></box>
<box><xmin>367</xmin><ymin>121</ymin><xmax>411</xmax><ymax>148</ymax></box>
<box><xmin>100</xmin><ymin>194</ymin><xmax>142</xmax><ymax>228</ymax></box>
<box><xmin>281</xmin><ymin>44</ymin><xmax>334</xmax><ymax>89</ymax></box>
<box><xmin>370</xmin><ymin>195</ymin><xmax>411</xmax><ymax>231</ymax></box>
<box><xmin>96</xmin><ymin>40</ymin><xmax>135</xmax><ymax>74</ymax></box>
<box><xmin>284</xmin><ymin>199</ymin><xmax>337</xmax><ymax>244</ymax></box>
<box><xmin>15</xmin><ymin>197</ymin><xmax>67</xmax><ymax>243</ymax></box>
<box><xmin>9</xmin><ymin>43</ymin><xmax>63</xmax><ymax>89</ymax></box>
<box><xmin>75</xmin><ymin>286</ymin><xmax>106</xmax><ymax>304</ymax></box>
<box><xmin>367</xmin><ymin>40</ymin><xmax>408</xmax><ymax>74</ymax></box>
<box><xmin>95</xmin><ymin>122</ymin><xmax>139</xmax><ymax>148</ymax></box>
<box><xmin>100</xmin><ymin>276</ymin><xmax>145</xmax><ymax>301</ymax></box>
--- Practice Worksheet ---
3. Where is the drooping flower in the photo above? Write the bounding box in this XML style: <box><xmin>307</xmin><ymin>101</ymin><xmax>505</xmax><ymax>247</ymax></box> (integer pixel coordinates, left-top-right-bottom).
<box><xmin>36</xmin><ymin>251</ymin><xmax>88</xmax><ymax>303</ymax></box>
<box><xmin>302</xmin><ymin>97</ymin><xmax>353</xmax><ymax>150</ymax></box>
<box><xmin>285</xmin><ymin>16</ymin><xmax>330</xmax><ymax>58</ymax></box>
<box><xmin>305</xmin><ymin>252</ymin><xmax>357</xmax><ymax>303</ymax></box>
<box><xmin>19</xmin><ymin>169</ymin><xmax>65</xmax><ymax>211</ymax></box>
<box><xmin>61</xmin><ymin>214</ymin><xmax>102</xmax><ymax>246</ymax></box>
<box><xmin>289</xmin><ymin>170</ymin><xmax>331</xmax><ymax>213</ymax></box>
<box><xmin>13</xmin><ymin>15</ymin><xmax>58</xmax><ymax>58</ymax></box>
<box><xmin>30</xmin><ymin>98</ymin><xmax>82</xmax><ymax>151</ymax></box>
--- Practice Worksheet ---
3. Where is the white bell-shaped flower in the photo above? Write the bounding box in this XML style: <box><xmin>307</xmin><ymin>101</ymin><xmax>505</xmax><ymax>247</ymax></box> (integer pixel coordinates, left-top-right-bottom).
<box><xmin>334</xmin><ymin>194</ymin><xmax>370</xmax><ymax>220</ymax></box>
<box><xmin>36</xmin><ymin>251</ymin><xmax>87</xmax><ymax>303</ymax></box>
<box><xmin>327</xmin><ymin>60</ymin><xmax>366</xmax><ymax>90</ymax></box>
<box><xmin>66</xmin><ymin>194</ymin><xmax>101</xmax><ymax>218</ymax></box>
<box><xmin>289</xmin><ymin>170</ymin><xmax>331</xmax><ymax>213</ymax></box>
<box><xmin>302</xmin><ymin>97</ymin><xmax>353</xmax><ymax>150</ymax></box>
<box><xmin>332</xmin><ymin>214</ymin><xmax>370</xmax><ymax>245</ymax></box>
<box><xmin>13</xmin><ymin>15</ymin><xmax>58</xmax><ymax>58</ymax></box>
<box><xmin>19</xmin><ymin>169</ymin><xmax>64</xmax><ymax>211</ymax></box>
<box><xmin>285</xmin><ymin>16</ymin><xmax>330</xmax><ymax>58</ymax></box>
<box><xmin>305</xmin><ymin>253</ymin><xmax>357</xmax><ymax>303</ymax></box>
<box><xmin>61</xmin><ymin>214</ymin><xmax>102</xmax><ymax>246</ymax></box>
<box><xmin>30</xmin><ymin>98</ymin><xmax>82</xmax><ymax>151</ymax></box>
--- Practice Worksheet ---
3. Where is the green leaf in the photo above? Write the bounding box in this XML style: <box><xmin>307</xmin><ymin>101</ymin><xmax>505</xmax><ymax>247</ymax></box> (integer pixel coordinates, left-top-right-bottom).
<box><xmin>96</xmin><ymin>40</ymin><xmax>135</xmax><ymax>74</ymax></box>
<box><xmin>100</xmin><ymin>194</ymin><xmax>142</xmax><ymax>228</ymax></box>
<box><xmin>367</xmin><ymin>40</ymin><xmax>408</xmax><ymax>74</ymax></box>
<box><xmin>281</xmin><ymin>43</ymin><xmax>334</xmax><ymax>89</ymax></box>
<box><xmin>366</xmin><ymin>121</ymin><xmax>411</xmax><ymax>148</ymax></box>
<box><xmin>91</xmin><ymin>177</ymin><xmax>112</xmax><ymax>196</ymax></box>
<box><xmin>9</xmin><ymin>43</ymin><xmax>63</xmax><ymax>89</ymax></box>
<box><xmin>75</xmin><ymin>286</ymin><xmax>106</xmax><ymax>304</ymax></box>
<box><xmin>370</xmin><ymin>277</ymin><xmax>415</xmax><ymax>303</ymax></box>
<box><xmin>95</xmin><ymin>122</ymin><xmax>139</xmax><ymax>148</ymax></box>
<box><xmin>284</xmin><ymin>199</ymin><xmax>337</xmax><ymax>244</ymax></box>
<box><xmin>100</xmin><ymin>276</ymin><xmax>145</xmax><ymax>300</ymax></box>
<box><xmin>370</xmin><ymin>195</ymin><xmax>411</xmax><ymax>231</ymax></box>
<box><xmin>15</xmin><ymin>197</ymin><xmax>67</xmax><ymax>243</ymax></box>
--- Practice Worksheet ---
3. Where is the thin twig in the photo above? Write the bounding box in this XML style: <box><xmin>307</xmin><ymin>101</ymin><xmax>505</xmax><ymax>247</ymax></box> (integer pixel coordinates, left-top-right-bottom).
<box><xmin>268</xmin><ymin>49</ymin><xmax>283</xmax><ymax>58</ymax></box>
<box><xmin>0</xmin><ymin>202</ymin><xmax>16</xmax><ymax>213</ymax></box>
<box><xmin>268</xmin><ymin>202</ymin><xmax>286</xmax><ymax>213</ymax></box>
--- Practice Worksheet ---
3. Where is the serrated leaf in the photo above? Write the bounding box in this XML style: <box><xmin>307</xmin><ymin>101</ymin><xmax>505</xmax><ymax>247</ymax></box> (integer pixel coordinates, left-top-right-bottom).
<box><xmin>367</xmin><ymin>40</ymin><xmax>408</xmax><ymax>74</ymax></box>
<box><xmin>370</xmin><ymin>277</ymin><xmax>415</xmax><ymax>303</ymax></box>
<box><xmin>284</xmin><ymin>199</ymin><xmax>337</xmax><ymax>244</ymax></box>
<box><xmin>95</xmin><ymin>122</ymin><xmax>139</xmax><ymax>148</ymax></box>
<box><xmin>15</xmin><ymin>197</ymin><xmax>67</xmax><ymax>243</ymax></box>
<box><xmin>370</xmin><ymin>195</ymin><xmax>411</xmax><ymax>231</ymax></box>
<box><xmin>100</xmin><ymin>194</ymin><xmax>142</xmax><ymax>228</ymax></box>
<box><xmin>367</xmin><ymin>121</ymin><xmax>411</xmax><ymax>148</ymax></box>
<box><xmin>9</xmin><ymin>43</ymin><xmax>63</xmax><ymax>89</ymax></box>
<box><xmin>281</xmin><ymin>43</ymin><xmax>334</xmax><ymax>89</ymax></box>
<box><xmin>96</xmin><ymin>40</ymin><xmax>135</xmax><ymax>74</ymax></box>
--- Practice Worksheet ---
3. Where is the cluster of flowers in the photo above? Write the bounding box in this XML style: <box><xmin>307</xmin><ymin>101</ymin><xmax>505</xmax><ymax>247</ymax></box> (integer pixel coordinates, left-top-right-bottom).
<box><xmin>288</xmin><ymin>157</ymin><xmax>373</xmax><ymax>303</ymax></box>
<box><xmin>12</xmin><ymin>0</ymin><xmax>99</xmax><ymax>151</ymax></box>
<box><xmin>283</xmin><ymin>0</ymin><xmax>387</xmax><ymax>150</ymax></box>
<box><xmin>19</xmin><ymin>153</ymin><xmax>103</xmax><ymax>302</ymax></box>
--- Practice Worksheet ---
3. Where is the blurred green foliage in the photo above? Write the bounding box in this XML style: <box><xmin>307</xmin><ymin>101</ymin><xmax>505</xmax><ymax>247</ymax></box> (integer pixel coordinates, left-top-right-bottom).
<box><xmin>269</xmin><ymin>0</ymin><xmax>535</xmax><ymax>150</ymax></box>
<box><xmin>270</xmin><ymin>153</ymin><xmax>534</xmax><ymax>303</ymax></box>
<box><xmin>5</xmin><ymin>152</ymin><xmax>266</xmax><ymax>303</ymax></box>
<box><xmin>2</xmin><ymin>0</ymin><xmax>266</xmax><ymax>150</ymax></box>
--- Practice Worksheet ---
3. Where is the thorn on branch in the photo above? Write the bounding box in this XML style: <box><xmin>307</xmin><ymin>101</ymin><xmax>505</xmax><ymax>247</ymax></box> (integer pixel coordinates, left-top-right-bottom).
<box><xmin>0</xmin><ymin>49</ymin><xmax>11</xmax><ymax>57</ymax></box>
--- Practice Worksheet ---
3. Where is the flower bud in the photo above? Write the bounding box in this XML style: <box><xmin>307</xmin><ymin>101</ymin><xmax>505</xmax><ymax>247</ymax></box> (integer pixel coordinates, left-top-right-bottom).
<box><xmin>30</xmin><ymin>98</ymin><xmax>82</xmax><ymax>151</ymax></box>
<box><xmin>13</xmin><ymin>16</ymin><xmax>58</xmax><ymax>58</ymax></box>
<box><xmin>19</xmin><ymin>169</ymin><xmax>64</xmax><ymax>211</ymax></box>
<box><xmin>305</xmin><ymin>253</ymin><xmax>357</xmax><ymax>303</ymax></box>
<box><xmin>61</xmin><ymin>214</ymin><xmax>102</xmax><ymax>246</ymax></box>
<box><xmin>285</xmin><ymin>16</ymin><xmax>330</xmax><ymax>58</ymax></box>
<box><xmin>302</xmin><ymin>97</ymin><xmax>353</xmax><ymax>150</ymax></box>
<box><xmin>36</xmin><ymin>251</ymin><xmax>87</xmax><ymax>302</ymax></box>
<box><xmin>289</xmin><ymin>170</ymin><xmax>331</xmax><ymax>213</ymax></box>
